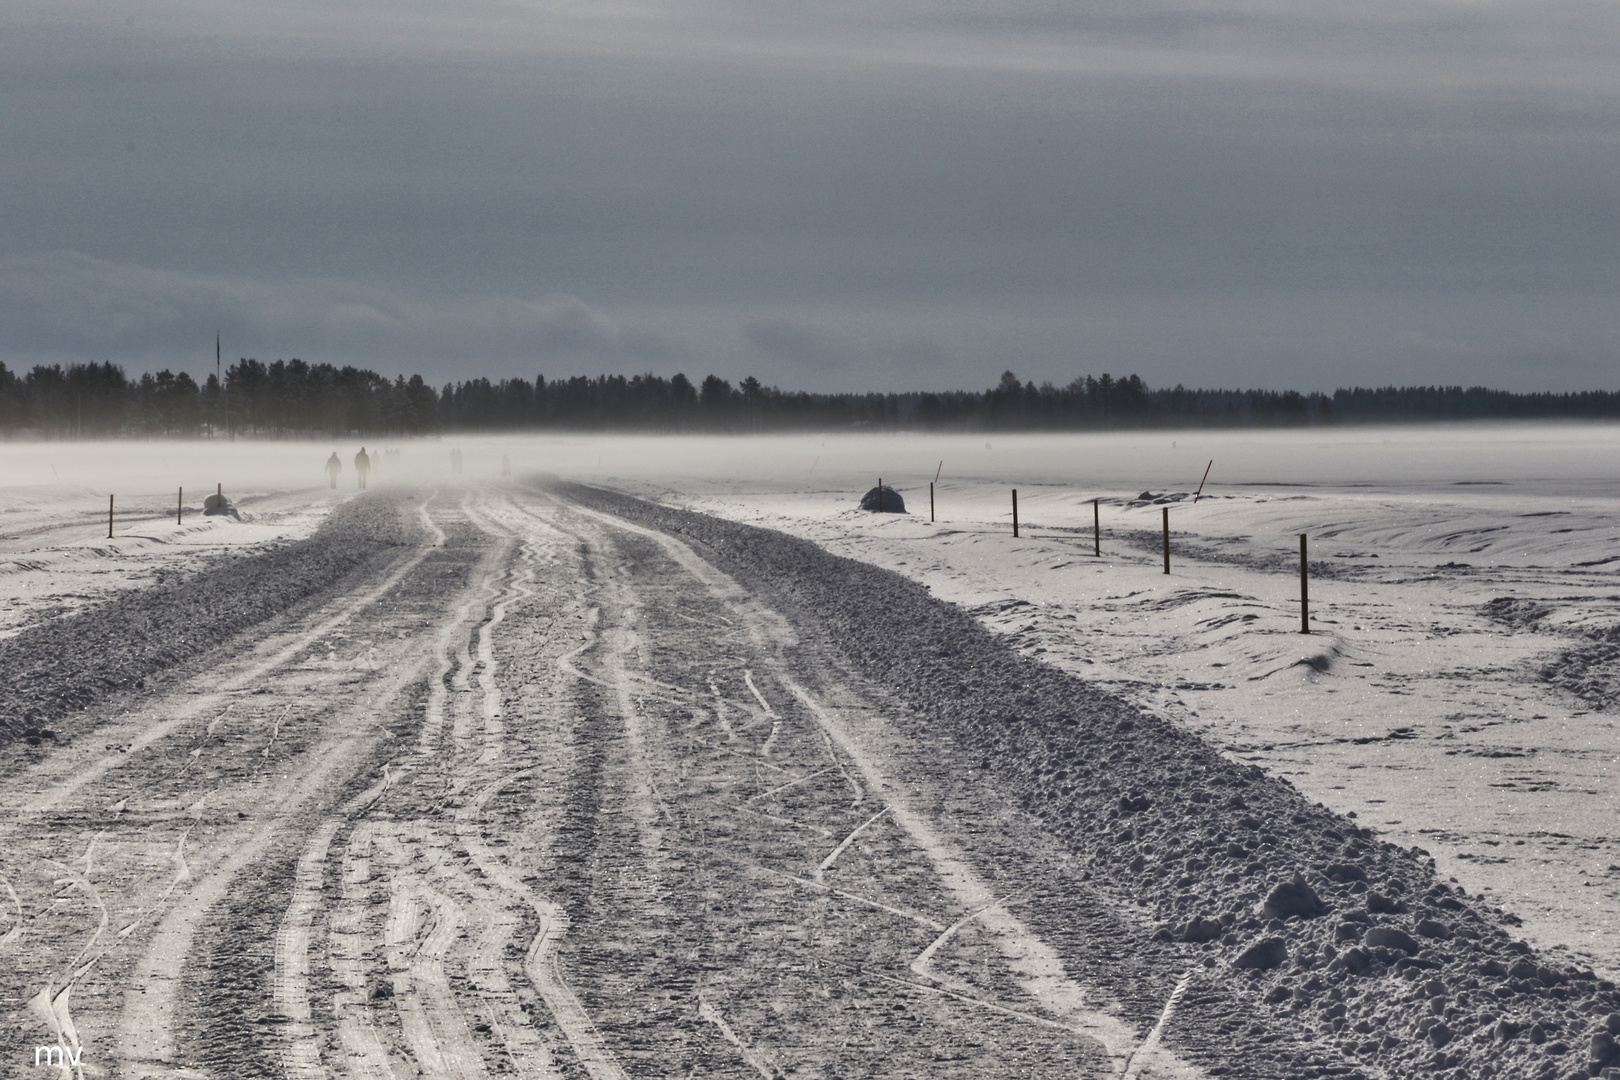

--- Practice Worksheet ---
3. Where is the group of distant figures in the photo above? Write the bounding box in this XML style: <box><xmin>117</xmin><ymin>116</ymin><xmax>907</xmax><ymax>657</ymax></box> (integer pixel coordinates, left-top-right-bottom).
<box><xmin>324</xmin><ymin>446</ymin><xmax>401</xmax><ymax>489</ymax></box>
<box><xmin>327</xmin><ymin>447</ymin><xmax>370</xmax><ymax>488</ymax></box>
<box><xmin>325</xmin><ymin>447</ymin><xmax>508</xmax><ymax>488</ymax></box>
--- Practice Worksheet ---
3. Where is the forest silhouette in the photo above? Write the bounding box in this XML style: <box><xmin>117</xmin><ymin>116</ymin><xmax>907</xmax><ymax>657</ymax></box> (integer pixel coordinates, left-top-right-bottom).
<box><xmin>1</xmin><ymin>360</ymin><xmax>1616</xmax><ymax>437</ymax></box>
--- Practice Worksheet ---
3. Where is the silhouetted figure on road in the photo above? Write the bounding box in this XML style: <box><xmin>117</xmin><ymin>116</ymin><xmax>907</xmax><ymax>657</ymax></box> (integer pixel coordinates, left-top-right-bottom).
<box><xmin>451</xmin><ymin>447</ymin><xmax>464</xmax><ymax>475</ymax></box>
<box><xmin>326</xmin><ymin>452</ymin><xmax>342</xmax><ymax>489</ymax></box>
<box><xmin>355</xmin><ymin>447</ymin><xmax>371</xmax><ymax>489</ymax></box>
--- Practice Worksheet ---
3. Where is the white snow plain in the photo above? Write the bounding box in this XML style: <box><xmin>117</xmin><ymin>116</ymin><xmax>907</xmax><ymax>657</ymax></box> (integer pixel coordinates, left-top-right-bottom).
<box><xmin>0</xmin><ymin>441</ymin><xmax>367</xmax><ymax>637</ymax></box>
<box><xmin>3</xmin><ymin>424</ymin><xmax>1618</xmax><ymax>979</ymax></box>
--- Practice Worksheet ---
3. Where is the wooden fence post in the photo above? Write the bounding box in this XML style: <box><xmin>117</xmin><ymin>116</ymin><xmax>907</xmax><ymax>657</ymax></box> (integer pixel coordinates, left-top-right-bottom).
<box><xmin>1300</xmin><ymin>533</ymin><xmax>1310</xmax><ymax>634</ymax></box>
<box><xmin>930</xmin><ymin>482</ymin><xmax>935</xmax><ymax>523</ymax></box>
<box><xmin>1162</xmin><ymin>507</ymin><xmax>1170</xmax><ymax>574</ymax></box>
<box><xmin>1093</xmin><ymin>498</ymin><xmax>1100</xmax><ymax>556</ymax></box>
<box><xmin>108</xmin><ymin>494</ymin><xmax>114</xmax><ymax>539</ymax></box>
<box><xmin>877</xmin><ymin>478</ymin><xmax>883</xmax><ymax>513</ymax></box>
<box><xmin>178</xmin><ymin>487</ymin><xmax>183</xmax><ymax>525</ymax></box>
<box><xmin>1012</xmin><ymin>489</ymin><xmax>1019</xmax><ymax>537</ymax></box>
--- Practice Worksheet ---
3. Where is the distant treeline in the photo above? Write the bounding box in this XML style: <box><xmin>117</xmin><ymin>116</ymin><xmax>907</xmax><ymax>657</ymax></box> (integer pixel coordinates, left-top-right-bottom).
<box><xmin>2</xmin><ymin>360</ymin><xmax>1618</xmax><ymax>437</ymax></box>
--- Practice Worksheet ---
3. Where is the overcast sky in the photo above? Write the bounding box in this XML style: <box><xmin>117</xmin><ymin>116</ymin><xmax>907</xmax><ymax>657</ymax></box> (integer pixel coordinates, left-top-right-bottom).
<box><xmin>4</xmin><ymin>0</ymin><xmax>1618</xmax><ymax>392</ymax></box>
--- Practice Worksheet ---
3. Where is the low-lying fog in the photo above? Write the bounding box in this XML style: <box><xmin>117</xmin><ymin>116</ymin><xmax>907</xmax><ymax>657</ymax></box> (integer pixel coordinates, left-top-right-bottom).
<box><xmin>2</xmin><ymin>421</ymin><xmax>1617</xmax><ymax>506</ymax></box>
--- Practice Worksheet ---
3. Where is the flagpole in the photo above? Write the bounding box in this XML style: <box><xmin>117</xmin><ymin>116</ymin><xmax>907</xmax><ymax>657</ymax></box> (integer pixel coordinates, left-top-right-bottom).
<box><xmin>217</xmin><ymin>333</ymin><xmax>229</xmax><ymax>440</ymax></box>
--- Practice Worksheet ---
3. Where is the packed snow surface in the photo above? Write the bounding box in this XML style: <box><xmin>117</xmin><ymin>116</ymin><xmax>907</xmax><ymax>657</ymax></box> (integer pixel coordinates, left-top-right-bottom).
<box><xmin>548</xmin><ymin>424</ymin><xmax>1620</xmax><ymax>979</ymax></box>
<box><xmin>2</xmin><ymin>424</ymin><xmax>1618</xmax><ymax>984</ymax></box>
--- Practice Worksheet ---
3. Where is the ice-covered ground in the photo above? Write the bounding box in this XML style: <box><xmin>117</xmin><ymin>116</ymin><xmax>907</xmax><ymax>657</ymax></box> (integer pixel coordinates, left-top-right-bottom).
<box><xmin>559</xmin><ymin>425</ymin><xmax>1620</xmax><ymax>977</ymax></box>
<box><xmin>4</xmin><ymin>425</ymin><xmax>1619</xmax><ymax>978</ymax></box>
<box><xmin>0</xmin><ymin>441</ymin><xmax>376</xmax><ymax>637</ymax></box>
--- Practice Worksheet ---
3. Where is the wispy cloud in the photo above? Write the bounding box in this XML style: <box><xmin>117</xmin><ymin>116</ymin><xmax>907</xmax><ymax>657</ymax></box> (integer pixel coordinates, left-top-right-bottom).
<box><xmin>21</xmin><ymin>0</ymin><xmax>1619</xmax><ymax>95</ymax></box>
<box><xmin>0</xmin><ymin>251</ymin><xmax>668</xmax><ymax>375</ymax></box>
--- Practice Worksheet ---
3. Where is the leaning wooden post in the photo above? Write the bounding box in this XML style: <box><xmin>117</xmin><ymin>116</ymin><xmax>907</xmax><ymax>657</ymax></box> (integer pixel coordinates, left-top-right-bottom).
<box><xmin>1162</xmin><ymin>507</ymin><xmax>1170</xmax><ymax>574</ymax></box>
<box><xmin>1300</xmin><ymin>533</ymin><xmax>1310</xmax><ymax>634</ymax></box>
<box><xmin>178</xmin><ymin>487</ymin><xmax>183</xmax><ymax>525</ymax></box>
<box><xmin>1093</xmin><ymin>498</ymin><xmax>1100</xmax><ymax>556</ymax></box>
<box><xmin>1012</xmin><ymin>489</ymin><xmax>1019</xmax><ymax>537</ymax></box>
<box><xmin>930</xmin><ymin>482</ymin><xmax>935</xmax><ymax>523</ymax></box>
<box><xmin>108</xmin><ymin>494</ymin><xmax>114</xmax><ymax>539</ymax></box>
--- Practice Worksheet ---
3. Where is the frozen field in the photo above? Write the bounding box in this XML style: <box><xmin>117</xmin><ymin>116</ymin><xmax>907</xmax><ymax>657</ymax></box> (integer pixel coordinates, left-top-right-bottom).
<box><xmin>4</xmin><ymin>427</ymin><xmax>1619</xmax><ymax>978</ymax></box>
<box><xmin>3</xmin><ymin>424</ymin><xmax>1619</xmax><ymax>1078</ymax></box>
<box><xmin>0</xmin><ymin>442</ymin><xmax>363</xmax><ymax>637</ymax></box>
<box><xmin>563</xmin><ymin>425</ymin><xmax>1620</xmax><ymax>977</ymax></box>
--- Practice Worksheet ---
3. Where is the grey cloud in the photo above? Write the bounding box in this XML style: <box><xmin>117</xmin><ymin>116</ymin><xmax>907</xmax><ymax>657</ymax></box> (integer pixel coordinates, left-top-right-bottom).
<box><xmin>40</xmin><ymin>0</ymin><xmax>1619</xmax><ymax>97</ymax></box>
<box><xmin>743</xmin><ymin>323</ymin><xmax>858</xmax><ymax>371</ymax></box>
<box><xmin>4</xmin><ymin>0</ymin><xmax>1620</xmax><ymax>392</ymax></box>
<box><xmin>743</xmin><ymin>321</ymin><xmax>956</xmax><ymax>378</ymax></box>
<box><xmin>0</xmin><ymin>251</ymin><xmax>661</xmax><ymax>377</ymax></box>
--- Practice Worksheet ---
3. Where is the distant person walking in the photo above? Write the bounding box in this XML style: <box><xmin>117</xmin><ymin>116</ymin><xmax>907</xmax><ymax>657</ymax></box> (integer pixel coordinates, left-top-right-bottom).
<box><xmin>325</xmin><ymin>452</ymin><xmax>342</xmax><ymax>489</ymax></box>
<box><xmin>355</xmin><ymin>447</ymin><xmax>371</xmax><ymax>489</ymax></box>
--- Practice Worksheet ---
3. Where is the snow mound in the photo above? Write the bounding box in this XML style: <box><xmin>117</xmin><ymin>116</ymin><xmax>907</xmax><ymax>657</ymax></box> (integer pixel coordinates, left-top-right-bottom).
<box><xmin>858</xmin><ymin>486</ymin><xmax>906</xmax><ymax>513</ymax></box>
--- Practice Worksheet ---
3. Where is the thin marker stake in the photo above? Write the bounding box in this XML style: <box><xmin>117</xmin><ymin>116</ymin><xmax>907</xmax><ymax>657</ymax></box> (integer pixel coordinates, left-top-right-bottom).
<box><xmin>178</xmin><ymin>487</ymin><xmax>183</xmax><ymax>525</ymax></box>
<box><xmin>1194</xmin><ymin>460</ymin><xmax>1213</xmax><ymax>503</ymax></box>
<box><xmin>1300</xmin><ymin>533</ymin><xmax>1310</xmax><ymax>634</ymax></box>
<box><xmin>1162</xmin><ymin>507</ymin><xmax>1170</xmax><ymax>574</ymax></box>
<box><xmin>1093</xmin><ymin>498</ymin><xmax>1100</xmax><ymax>557</ymax></box>
<box><xmin>930</xmin><ymin>482</ymin><xmax>935</xmax><ymax>523</ymax></box>
<box><xmin>878</xmin><ymin>478</ymin><xmax>883</xmax><ymax>514</ymax></box>
<box><xmin>108</xmin><ymin>494</ymin><xmax>114</xmax><ymax>539</ymax></box>
<box><xmin>934</xmin><ymin>460</ymin><xmax>943</xmax><ymax>485</ymax></box>
<box><xmin>1012</xmin><ymin>489</ymin><xmax>1019</xmax><ymax>538</ymax></box>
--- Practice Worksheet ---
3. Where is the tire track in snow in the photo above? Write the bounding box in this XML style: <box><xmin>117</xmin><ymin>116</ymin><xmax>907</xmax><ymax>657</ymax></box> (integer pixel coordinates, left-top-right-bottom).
<box><xmin>273</xmin><ymin>820</ymin><xmax>338</xmax><ymax>1080</ymax></box>
<box><xmin>814</xmin><ymin>804</ymin><xmax>891</xmax><ymax>885</ymax></box>
<box><xmin>697</xmin><ymin>991</ymin><xmax>783</xmax><ymax>1080</ymax></box>
<box><xmin>102</xmin><ymin>496</ymin><xmax>468</xmax><ymax>1078</ymax></box>
<box><xmin>26</xmin><ymin>848</ymin><xmax>105</xmax><ymax>1080</ymax></box>
<box><xmin>335</xmin><ymin>491</ymin><xmax>623</xmax><ymax>1080</ymax></box>
<box><xmin>777</xmin><ymin>671</ymin><xmax>1145</xmax><ymax>1070</ymax></box>
<box><xmin>536</xmin><ymin>494</ymin><xmax>1067</xmax><ymax>1068</ymax></box>
<box><xmin>322</xmin><ymin>493</ymin><xmax>523</xmax><ymax>1080</ymax></box>
<box><xmin>15</xmin><ymin>492</ymin><xmax>446</xmax><ymax>821</ymax></box>
<box><xmin>330</xmin><ymin>822</ymin><xmax>401</xmax><ymax>1080</ymax></box>
<box><xmin>112</xmin><ymin>717</ymin><xmax>416</xmax><ymax>1078</ymax></box>
<box><xmin>271</xmin><ymin>763</ymin><xmax>405</xmax><ymax>1079</ymax></box>
<box><xmin>378</xmin><ymin>832</ymin><xmax>487</xmax><ymax>1080</ymax></box>
<box><xmin>546</xmin><ymin>489</ymin><xmax>1202</xmax><ymax>1079</ymax></box>
<box><xmin>743</xmin><ymin>669</ymin><xmax>782</xmax><ymax>758</ymax></box>
<box><xmin>472</xmin><ymin>495</ymin><xmax>632</xmax><ymax>1080</ymax></box>
<box><xmin>0</xmin><ymin>873</ymin><xmax>23</xmax><ymax>948</ymax></box>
